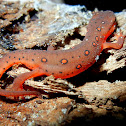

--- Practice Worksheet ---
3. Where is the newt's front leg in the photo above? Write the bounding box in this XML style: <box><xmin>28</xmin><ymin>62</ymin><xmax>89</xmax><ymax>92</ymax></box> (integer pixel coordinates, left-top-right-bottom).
<box><xmin>103</xmin><ymin>32</ymin><xmax>125</xmax><ymax>49</ymax></box>
<box><xmin>0</xmin><ymin>68</ymin><xmax>45</xmax><ymax>98</ymax></box>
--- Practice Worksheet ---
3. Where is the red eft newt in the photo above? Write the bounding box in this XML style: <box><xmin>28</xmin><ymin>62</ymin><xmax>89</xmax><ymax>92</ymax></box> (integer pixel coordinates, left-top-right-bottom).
<box><xmin>0</xmin><ymin>11</ymin><xmax>125</xmax><ymax>98</ymax></box>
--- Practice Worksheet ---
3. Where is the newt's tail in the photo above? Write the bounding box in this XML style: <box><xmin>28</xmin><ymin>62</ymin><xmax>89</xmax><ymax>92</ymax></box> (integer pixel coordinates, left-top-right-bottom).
<box><xmin>0</xmin><ymin>50</ymin><xmax>35</xmax><ymax>79</ymax></box>
<box><xmin>0</xmin><ymin>88</ymin><xmax>42</xmax><ymax>98</ymax></box>
<box><xmin>0</xmin><ymin>52</ymin><xmax>20</xmax><ymax>78</ymax></box>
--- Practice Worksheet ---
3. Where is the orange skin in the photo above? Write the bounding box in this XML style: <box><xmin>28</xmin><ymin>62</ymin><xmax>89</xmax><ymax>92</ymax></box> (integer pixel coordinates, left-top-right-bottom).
<box><xmin>0</xmin><ymin>11</ymin><xmax>125</xmax><ymax>98</ymax></box>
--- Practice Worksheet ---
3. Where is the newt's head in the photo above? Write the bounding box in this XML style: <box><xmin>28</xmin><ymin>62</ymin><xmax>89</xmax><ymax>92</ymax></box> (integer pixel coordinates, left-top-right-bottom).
<box><xmin>87</xmin><ymin>11</ymin><xmax>116</xmax><ymax>39</ymax></box>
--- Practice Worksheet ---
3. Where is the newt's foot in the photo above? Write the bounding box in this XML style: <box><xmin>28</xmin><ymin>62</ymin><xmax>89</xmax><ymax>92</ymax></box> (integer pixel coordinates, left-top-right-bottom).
<box><xmin>115</xmin><ymin>31</ymin><xmax>125</xmax><ymax>39</ymax></box>
<box><xmin>103</xmin><ymin>31</ymin><xmax>125</xmax><ymax>49</ymax></box>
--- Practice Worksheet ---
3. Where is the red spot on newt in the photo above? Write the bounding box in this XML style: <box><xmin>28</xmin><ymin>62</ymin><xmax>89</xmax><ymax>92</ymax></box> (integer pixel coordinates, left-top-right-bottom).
<box><xmin>95</xmin><ymin>36</ymin><xmax>99</xmax><ymax>42</ymax></box>
<box><xmin>76</xmin><ymin>64</ymin><xmax>82</xmax><ymax>69</ymax></box>
<box><xmin>41</xmin><ymin>57</ymin><xmax>48</xmax><ymax>63</ymax></box>
<box><xmin>84</xmin><ymin>50</ymin><xmax>90</xmax><ymax>56</ymax></box>
<box><xmin>96</xmin><ymin>26</ymin><xmax>101</xmax><ymax>31</ymax></box>
<box><xmin>0</xmin><ymin>11</ymin><xmax>125</xmax><ymax>99</ymax></box>
<box><xmin>60</xmin><ymin>59</ymin><xmax>68</xmax><ymax>64</ymax></box>
<box><xmin>92</xmin><ymin>42</ymin><xmax>97</xmax><ymax>47</ymax></box>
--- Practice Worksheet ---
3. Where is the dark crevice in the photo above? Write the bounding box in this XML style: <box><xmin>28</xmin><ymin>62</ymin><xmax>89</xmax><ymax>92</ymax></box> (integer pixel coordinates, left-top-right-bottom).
<box><xmin>64</xmin><ymin>0</ymin><xmax>125</xmax><ymax>12</ymax></box>
<box><xmin>31</xmin><ymin>45</ymin><xmax>48</xmax><ymax>50</ymax></box>
<box><xmin>63</xmin><ymin>28</ymin><xmax>85</xmax><ymax>47</ymax></box>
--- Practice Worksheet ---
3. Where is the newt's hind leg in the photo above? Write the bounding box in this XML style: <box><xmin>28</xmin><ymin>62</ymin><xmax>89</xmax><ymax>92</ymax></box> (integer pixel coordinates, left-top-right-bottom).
<box><xmin>0</xmin><ymin>68</ymin><xmax>45</xmax><ymax>98</ymax></box>
<box><xmin>103</xmin><ymin>32</ymin><xmax>125</xmax><ymax>49</ymax></box>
